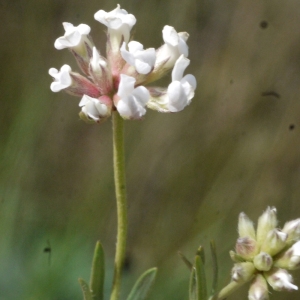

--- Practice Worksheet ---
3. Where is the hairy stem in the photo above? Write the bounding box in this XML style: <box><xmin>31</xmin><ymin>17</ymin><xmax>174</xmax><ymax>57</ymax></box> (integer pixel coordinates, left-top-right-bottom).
<box><xmin>110</xmin><ymin>111</ymin><xmax>128</xmax><ymax>300</ymax></box>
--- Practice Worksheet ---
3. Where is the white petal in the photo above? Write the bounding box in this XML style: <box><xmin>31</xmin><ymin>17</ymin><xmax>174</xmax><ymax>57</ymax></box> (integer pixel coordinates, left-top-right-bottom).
<box><xmin>178</xmin><ymin>33</ymin><xmax>189</xmax><ymax>57</ymax></box>
<box><xmin>128</xmin><ymin>41</ymin><xmax>143</xmax><ymax>52</ymax></box>
<box><xmin>162</xmin><ymin>25</ymin><xmax>179</xmax><ymax>46</ymax></box>
<box><xmin>172</xmin><ymin>55</ymin><xmax>190</xmax><ymax>81</ymax></box>
<box><xmin>49</xmin><ymin>65</ymin><xmax>72</xmax><ymax>92</ymax></box>
<box><xmin>118</xmin><ymin>74</ymin><xmax>135</xmax><ymax>98</ymax></box>
<box><xmin>120</xmin><ymin>42</ymin><xmax>136</xmax><ymax>66</ymax></box>
<box><xmin>167</xmin><ymin>81</ymin><xmax>187</xmax><ymax>112</ymax></box>
<box><xmin>54</xmin><ymin>23</ymin><xmax>91</xmax><ymax>50</ymax></box>
<box><xmin>135</xmin><ymin>59</ymin><xmax>152</xmax><ymax>74</ymax></box>
<box><xmin>182</xmin><ymin>74</ymin><xmax>197</xmax><ymax>90</ymax></box>
<box><xmin>132</xmin><ymin>86</ymin><xmax>150</xmax><ymax>106</ymax></box>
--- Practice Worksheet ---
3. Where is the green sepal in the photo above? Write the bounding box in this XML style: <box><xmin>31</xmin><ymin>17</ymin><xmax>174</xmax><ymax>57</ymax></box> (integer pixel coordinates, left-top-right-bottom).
<box><xmin>126</xmin><ymin>267</ymin><xmax>157</xmax><ymax>300</ymax></box>
<box><xmin>189</xmin><ymin>254</ymin><xmax>207</xmax><ymax>300</ymax></box>
<box><xmin>89</xmin><ymin>241</ymin><xmax>105</xmax><ymax>300</ymax></box>
<box><xmin>79</xmin><ymin>278</ymin><xmax>93</xmax><ymax>300</ymax></box>
<box><xmin>210</xmin><ymin>240</ymin><xmax>218</xmax><ymax>297</ymax></box>
<box><xmin>178</xmin><ymin>251</ymin><xmax>193</xmax><ymax>270</ymax></box>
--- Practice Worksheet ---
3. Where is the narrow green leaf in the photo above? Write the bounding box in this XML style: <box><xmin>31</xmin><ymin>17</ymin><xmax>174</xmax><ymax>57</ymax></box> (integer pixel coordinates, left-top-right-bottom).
<box><xmin>89</xmin><ymin>241</ymin><xmax>105</xmax><ymax>300</ymax></box>
<box><xmin>196</xmin><ymin>246</ymin><xmax>205</xmax><ymax>265</ymax></box>
<box><xmin>189</xmin><ymin>265</ymin><xmax>197</xmax><ymax>300</ymax></box>
<box><xmin>178</xmin><ymin>251</ymin><xmax>193</xmax><ymax>270</ymax></box>
<box><xmin>79</xmin><ymin>278</ymin><xmax>93</xmax><ymax>300</ymax></box>
<box><xmin>126</xmin><ymin>267</ymin><xmax>157</xmax><ymax>300</ymax></box>
<box><xmin>210</xmin><ymin>240</ymin><xmax>218</xmax><ymax>296</ymax></box>
<box><xmin>189</xmin><ymin>255</ymin><xmax>207</xmax><ymax>300</ymax></box>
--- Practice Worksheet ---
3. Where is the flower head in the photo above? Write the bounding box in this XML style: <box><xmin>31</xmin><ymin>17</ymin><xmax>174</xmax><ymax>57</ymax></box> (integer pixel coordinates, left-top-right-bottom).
<box><xmin>49</xmin><ymin>5</ymin><xmax>196</xmax><ymax>124</ymax></box>
<box><xmin>218</xmin><ymin>207</ymin><xmax>300</xmax><ymax>299</ymax></box>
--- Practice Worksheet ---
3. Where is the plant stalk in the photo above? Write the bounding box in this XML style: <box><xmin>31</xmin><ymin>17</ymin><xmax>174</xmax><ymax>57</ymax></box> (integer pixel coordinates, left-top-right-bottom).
<box><xmin>110</xmin><ymin>111</ymin><xmax>128</xmax><ymax>300</ymax></box>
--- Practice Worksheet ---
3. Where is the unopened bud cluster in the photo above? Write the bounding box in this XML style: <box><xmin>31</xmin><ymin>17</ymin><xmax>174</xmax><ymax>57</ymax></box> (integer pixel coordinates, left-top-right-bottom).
<box><xmin>49</xmin><ymin>5</ymin><xmax>197</xmax><ymax>123</ymax></box>
<box><xmin>220</xmin><ymin>207</ymin><xmax>300</xmax><ymax>299</ymax></box>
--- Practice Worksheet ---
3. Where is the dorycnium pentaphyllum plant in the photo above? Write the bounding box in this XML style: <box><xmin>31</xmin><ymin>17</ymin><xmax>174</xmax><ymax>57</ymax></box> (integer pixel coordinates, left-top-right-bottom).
<box><xmin>49</xmin><ymin>5</ymin><xmax>300</xmax><ymax>300</ymax></box>
<box><xmin>49</xmin><ymin>4</ymin><xmax>196</xmax><ymax>300</ymax></box>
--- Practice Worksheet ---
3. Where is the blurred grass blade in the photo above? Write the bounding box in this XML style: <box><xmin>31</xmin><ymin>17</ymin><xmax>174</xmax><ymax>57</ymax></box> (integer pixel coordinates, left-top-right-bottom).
<box><xmin>89</xmin><ymin>241</ymin><xmax>105</xmax><ymax>300</ymax></box>
<box><xmin>126</xmin><ymin>267</ymin><xmax>157</xmax><ymax>300</ymax></box>
<box><xmin>178</xmin><ymin>251</ymin><xmax>193</xmax><ymax>270</ymax></box>
<box><xmin>79</xmin><ymin>278</ymin><xmax>93</xmax><ymax>300</ymax></box>
<box><xmin>189</xmin><ymin>255</ymin><xmax>207</xmax><ymax>300</ymax></box>
<box><xmin>210</xmin><ymin>240</ymin><xmax>218</xmax><ymax>296</ymax></box>
<box><xmin>196</xmin><ymin>246</ymin><xmax>205</xmax><ymax>265</ymax></box>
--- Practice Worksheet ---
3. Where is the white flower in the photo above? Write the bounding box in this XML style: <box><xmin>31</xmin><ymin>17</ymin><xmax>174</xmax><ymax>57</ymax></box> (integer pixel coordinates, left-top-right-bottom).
<box><xmin>265</xmin><ymin>268</ymin><xmax>298</xmax><ymax>291</ymax></box>
<box><xmin>54</xmin><ymin>22</ymin><xmax>91</xmax><ymax>50</ymax></box>
<box><xmin>79</xmin><ymin>95</ymin><xmax>110</xmax><ymax>122</ymax></box>
<box><xmin>120</xmin><ymin>41</ymin><xmax>156</xmax><ymax>74</ymax></box>
<box><xmin>94</xmin><ymin>4</ymin><xmax>136</xmax><ymax>44</ymax></box>
<box><xmin>155</xmin><ymin>26</ymin><xmax>189</xmax><ymax>71</ymax></box>
<box><xmin>49</xmin><ymin>64</ymin><xmax>72</xmax><ymax>92</ymax></box>
<box><xmin>147</xmin><ymin>55</ymin><xmax>196</xmax><ymax>112</ymax></box>
<box><xmin>115</xmin><ymin>74</ymin><xmax>149</xmax><ymax>119</ymax></box>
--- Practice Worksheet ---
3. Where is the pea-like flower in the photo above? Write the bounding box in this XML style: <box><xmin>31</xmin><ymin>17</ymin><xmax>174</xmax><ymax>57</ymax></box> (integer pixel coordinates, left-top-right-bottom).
<box><xmin>218</xmin><ymin>207</ymin><xmax>300</xmax><ymax>300</ymax></box>
<box><xmin>49</xmin><ymin>64</ymin><xmax>100</xmax><ymax>98</ymax></box>
<box><xmin>147</xmin><ymin>55</ymin><xmax>196</xmax><ymax>112</ymax></box>
<box><xmin>120</xmin><ymin>41</ymin><xmax>156</xmax><ymax>75</ymax></box>
<box><xmin>114</xmin><ymin>75</ymin><xmax>149</xmax><ymax>120</ymax></box>
<box><xmin>49</xmin><ymin>5</ymin><xmax>196</xmax><ymax>124</ymax></box>
<box><xmin>79</xmin><ymin>95</ymin><xmax>112</xmax><ymax>123</ymax></box>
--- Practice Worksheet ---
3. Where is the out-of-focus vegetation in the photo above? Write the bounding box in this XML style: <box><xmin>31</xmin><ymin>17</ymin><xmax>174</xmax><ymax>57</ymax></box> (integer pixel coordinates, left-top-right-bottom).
<box><xmin>1</xmin><ymin>0</ymin><xmax>300</xmax><ymax>299</ymax></box>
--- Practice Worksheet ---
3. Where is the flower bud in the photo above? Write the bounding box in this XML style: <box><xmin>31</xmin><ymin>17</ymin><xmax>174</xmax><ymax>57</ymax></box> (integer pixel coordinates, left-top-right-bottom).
<box><xmin>235</xmin><ymin>237</ymin><xmax>259</xmax><ymax>260</ymax></box>
<box><xmin>248</xmin><ymin>274</ymin><xmax>269</xmax><ymax>300</ymax></box>
<box><xmin>231</xmin><ymin>262</ymin><xmax>255</xmax><ymax>283</ymax></box>
<box><xmin>89</xmin><ymin>47</ymin><xmax>113</xmax><ymax>95</ymax></box>
<box><xmin>253</xmin><ymin>252</ymin><xmax>273</xmax><ymax>271</ymax></box>
<box><xmin>274</xmin><ymin>241</ymin><xmax>300</xmax><ymax>270</ymax></box>
<box><xmin>265</xmin><ymin>268</ymin><xmax>298</xmax><ymax>291</ymax></box>
<box><xmin>229</xmin><ymin>250</ymin><xmax>245</xmax><ymax>263</ymax></box>
<box><xmin>256</xmin><ymin>207</ymin><xmax>278</xmax><ymax>247</ymax></box>
<box><xmin>238</xmin><ymin>212</ymin><xmax>256</xmax><ymax>239</ymax></box>
<box><xmin>282</xmin><ymin>218</ymin><xmax>300</xmax><ymax>245</ymax></box>
<box><xmin>260</xmin><ymin>229</ymin><xmax>287</xmax><ymax>256</ymax></box>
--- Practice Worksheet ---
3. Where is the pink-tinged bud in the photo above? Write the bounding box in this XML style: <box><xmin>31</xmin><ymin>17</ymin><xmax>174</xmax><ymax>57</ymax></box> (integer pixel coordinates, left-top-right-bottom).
<box><xmin>89</xmin><ymin>47</ymin><xmax>113</xmax><ymax>95</ymax></box>
<box><xmin>265</xmin><ymin>268</ymin><xmax>298</xmax><ymax>291</ymax></box>
<box><xmin>282</xmin><ymin>218</ymin><xmax>300</xmax><ymax>245</ymax></box>
<box><xmin>253</xmin><ymin>252</ymin><xmax>273</xmax><ymax>271</ymax></box>
<box><xmin>260</xmin><ymin>229</ymin><xmax>287</xmax><ymax>256</ymax></box>
<box><xmin>256</xmin><ymin>207</ymin><xmax>278</xmax><ymax>247</ymax></box>
<box><xmin>274</xmin><ymin>241</ymin><xmax>300</xmax><ymax>270</ymax></box>
<box><xmin>231</xmin><ymin>262</ymin><xmax>255</xmax><ymax>283</ymax></box>
<box><xmin>235</xmin><ymin>237</ymin><xmax>259</xmax><ymax>260</ymax></box>
<box><xmin>238</xmin><ymin>212</ymin><xmax>256</xmax><ymax>239</ymax></box>
<box><xmin>248</xmin><ymin>274</ymin><xmax>269</xmax><ymax>300</ymax></box>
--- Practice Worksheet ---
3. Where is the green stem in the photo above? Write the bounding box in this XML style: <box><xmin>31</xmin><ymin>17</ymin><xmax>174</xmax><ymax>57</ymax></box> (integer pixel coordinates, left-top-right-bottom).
<box><xmin>110</xmin><ymin>111</ymin><xmax>128</xmax><ymax>300</ymax></box>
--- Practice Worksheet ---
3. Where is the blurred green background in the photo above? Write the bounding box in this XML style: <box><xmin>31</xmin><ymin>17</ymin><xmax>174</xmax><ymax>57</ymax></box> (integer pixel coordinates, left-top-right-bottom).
<box><xmin>1</xmin><ymin>0</ymin><xmax>300</xmax><ymax>299</ymax></box>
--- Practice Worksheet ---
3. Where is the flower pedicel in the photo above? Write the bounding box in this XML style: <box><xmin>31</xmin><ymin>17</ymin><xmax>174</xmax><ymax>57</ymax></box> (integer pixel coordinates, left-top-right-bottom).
<box><xmin>49</xmin><ymin>4</ymin><xmax>197</xmax><ymax>123</ymax></box>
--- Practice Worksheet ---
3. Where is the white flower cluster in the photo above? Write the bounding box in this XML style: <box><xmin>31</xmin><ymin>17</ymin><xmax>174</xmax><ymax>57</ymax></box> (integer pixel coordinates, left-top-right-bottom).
<box><xmin>49</xmin><ymin>5</ymin><xmax>196</xmax><ymax>123</ymax></box>
<box><xmin>220</xmin><ymin>207</ymin><xmax>300</xmax><ymax>300</ymax></box>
